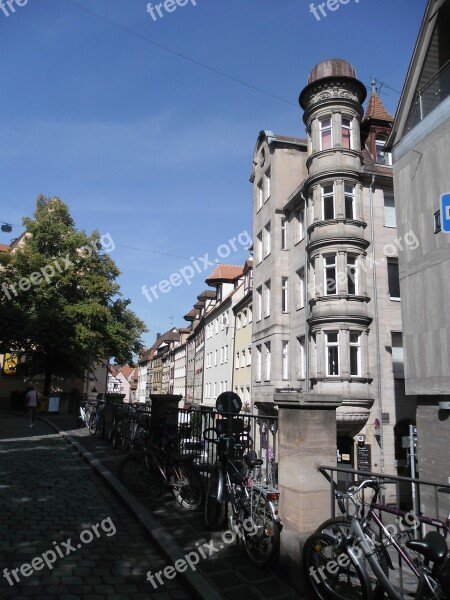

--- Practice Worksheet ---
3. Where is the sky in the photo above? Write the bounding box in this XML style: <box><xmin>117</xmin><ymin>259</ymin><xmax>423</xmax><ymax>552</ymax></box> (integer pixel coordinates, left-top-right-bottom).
<box><xmin>0</xmin><ymin>0</ymin><xmax>428</xmax><ymax>349</ymax></box>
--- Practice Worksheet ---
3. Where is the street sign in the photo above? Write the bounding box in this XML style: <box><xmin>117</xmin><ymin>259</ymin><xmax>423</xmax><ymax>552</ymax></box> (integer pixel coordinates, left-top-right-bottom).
<box><xmin>441</xmin><ymin>193</ymin><xmax>450</xmax><ymax>232</ymax></box>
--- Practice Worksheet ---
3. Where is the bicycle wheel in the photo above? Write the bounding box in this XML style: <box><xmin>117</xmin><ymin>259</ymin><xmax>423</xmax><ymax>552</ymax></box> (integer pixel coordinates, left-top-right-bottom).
<box><xmin>97</xmin><ymin>414</ymin><xmax>105</xmax><ymax>439</ymax></box>
<box><xmin>88</xmin><ymin>413</ymin><xmax>97</xmax><ymax>436</ymax></box>
<box><xmin>241</xmin><ymin>500</ymin><xmax>281</xmax><ymax>567</ymax></box>
<box><xmin>204</xmin><ymin>465</ymin><xmax>225</xmax><ymax>527</ymax></box>
<box><xmin>172</xmin><ymin>464</ymin><xmax>203</xmax><ymax>510</ymax></box>
<box><xmin>303</xmin><ymin>531</ymin><xmax>370</xmax><ymax>600</ymax></box>
<box><xmin>118</xmin><ymin>452</ymin><xmax>152</xmax><ymax>493</ymax></box>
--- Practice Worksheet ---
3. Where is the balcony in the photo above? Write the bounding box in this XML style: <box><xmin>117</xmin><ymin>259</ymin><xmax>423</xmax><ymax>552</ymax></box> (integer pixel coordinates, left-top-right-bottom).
<box><xmin>406</xmin><ymin>59</ymin><xmax>450</xmax><ymax>131</ymax></box>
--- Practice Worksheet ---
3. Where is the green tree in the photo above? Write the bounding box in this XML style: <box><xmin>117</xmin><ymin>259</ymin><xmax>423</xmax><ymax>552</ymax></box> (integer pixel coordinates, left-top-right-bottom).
<box><xmin>0</xmin><ymin>196</ymin><xmax>147</xmax><ymax>395</ymax></box>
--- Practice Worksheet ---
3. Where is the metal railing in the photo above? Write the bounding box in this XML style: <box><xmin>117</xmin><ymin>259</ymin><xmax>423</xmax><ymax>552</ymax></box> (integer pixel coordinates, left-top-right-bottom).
<box><xmin>406</xmin><ymin>59</ymin><xmax>450</xmax><ymax>130</ymax></box>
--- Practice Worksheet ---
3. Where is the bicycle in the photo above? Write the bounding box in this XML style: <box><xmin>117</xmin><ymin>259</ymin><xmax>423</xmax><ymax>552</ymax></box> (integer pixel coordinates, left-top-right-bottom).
<box><xmin>303</xmin><ymin>478</ymin><xmax>449</xmax><ymax>600</ymax></box>
<box><xmin>88</xmin><ymin>399</ymin><xmax>106</xmax><ymax>438</ymax></box>
<box><xmin>118</xmin><ymin>422</ymin><xmax>204</xmax><ymax>510</ymax></box>
<box><xmin>203</xmin><ymin>418</ymin><xmax>282</xmax><ymax>567</ymax></box>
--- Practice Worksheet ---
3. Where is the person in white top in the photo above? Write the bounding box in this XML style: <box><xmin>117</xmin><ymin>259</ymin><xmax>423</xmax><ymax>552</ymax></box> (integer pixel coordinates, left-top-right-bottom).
<box><xmin>25</xmin><ymin>384</ymin><xmax>39</xmax><ymax>427</ymax></box>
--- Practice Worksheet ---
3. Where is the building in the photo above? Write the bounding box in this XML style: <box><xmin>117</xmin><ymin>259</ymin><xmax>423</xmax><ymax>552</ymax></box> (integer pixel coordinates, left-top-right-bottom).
<box><xmin>232</xmin><ymin>259</ymin><xmax>253</xmax><ymax>411</ymax></box>
<box><xmin>250</xmin><ymin>60</ymin><xmax>417</xmax><ymax>479</ymax></box>
<box><xmin>386</xmin><ymin>0</ymin><xmax>450</xmax><ymax>495</ymax></box>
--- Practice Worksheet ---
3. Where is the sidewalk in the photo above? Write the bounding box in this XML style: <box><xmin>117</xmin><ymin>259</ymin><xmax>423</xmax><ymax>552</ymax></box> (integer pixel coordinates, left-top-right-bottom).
<box><xmin>1</xmin><ymin>411</ymin><xmax>302</xmax><ymax>599</ymax></box>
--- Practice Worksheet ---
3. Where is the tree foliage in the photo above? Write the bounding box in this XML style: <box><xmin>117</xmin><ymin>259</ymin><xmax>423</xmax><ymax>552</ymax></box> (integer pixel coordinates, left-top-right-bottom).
<box><xmin>0</xmin><ymin>196</ymin><xmax>147</xmax><ymax>393</ymax></box>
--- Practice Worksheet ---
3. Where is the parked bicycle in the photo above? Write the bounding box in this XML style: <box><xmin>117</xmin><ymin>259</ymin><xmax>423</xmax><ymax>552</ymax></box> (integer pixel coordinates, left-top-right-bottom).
<box><xmin>118</xmin><ymin>417</ymin><xmax>204</xmax><ymax>510</ymax></box>
<box><xmin>203</xmin><ymin>392</ymin><xmax>282</xmax><ymax>568</ymax></box>
<box><xmin>87</xmin><ymin>399</ymin><xmax>106</xmax><ymax>438</ymax></box>
<box><xmin>303</xmin><ymin>478</ymin><xmax>450</xmax><ymax>600</ymax></box>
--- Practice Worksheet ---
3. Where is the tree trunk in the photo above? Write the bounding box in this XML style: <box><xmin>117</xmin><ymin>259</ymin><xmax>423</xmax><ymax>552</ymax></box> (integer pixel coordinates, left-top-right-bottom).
<box><xmin>44</xmin><ymin>362</ymin><xmax>52</xmax><ymax>397</ymax></box>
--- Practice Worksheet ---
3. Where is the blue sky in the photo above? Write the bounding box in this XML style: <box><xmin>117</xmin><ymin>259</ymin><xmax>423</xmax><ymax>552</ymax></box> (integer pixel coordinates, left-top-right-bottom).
<box><xmin>0</xmin><ymin>0</ymin><xmax>427</xmax><ymax>348</ymax></box>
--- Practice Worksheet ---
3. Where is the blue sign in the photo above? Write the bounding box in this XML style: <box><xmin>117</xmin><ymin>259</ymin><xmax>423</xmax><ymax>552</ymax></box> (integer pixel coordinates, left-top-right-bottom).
<box><xmin>441</xmin><ymin>194</ymin><xmax>450</xmax><ymax>232</ymax></box>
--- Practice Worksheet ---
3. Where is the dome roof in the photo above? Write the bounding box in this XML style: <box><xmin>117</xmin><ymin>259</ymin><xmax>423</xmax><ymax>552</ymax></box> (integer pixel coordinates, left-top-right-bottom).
<box><xmin>307</xmin><ymin>59</ymin><xmax>357</xmax><ymax>84</ymax></box>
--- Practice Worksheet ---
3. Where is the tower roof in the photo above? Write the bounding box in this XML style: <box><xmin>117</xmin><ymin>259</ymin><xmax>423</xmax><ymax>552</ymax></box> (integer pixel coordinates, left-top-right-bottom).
<box><xmin>363</xmin><ymin>92</ymin><xmax>394</xmax><ymax>123</ymax></box>
<box><xmin>307</xmin><ymin>59</ymin><xmax>357</xmax><ymax>84</ymax></box>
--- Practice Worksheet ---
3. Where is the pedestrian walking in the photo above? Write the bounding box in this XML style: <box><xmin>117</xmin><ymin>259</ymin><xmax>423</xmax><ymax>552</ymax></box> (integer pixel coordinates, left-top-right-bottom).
<box><xmin>25</xmin><ymin>384</ymin><xmax>39</xmax><ymax>427</ymax></box>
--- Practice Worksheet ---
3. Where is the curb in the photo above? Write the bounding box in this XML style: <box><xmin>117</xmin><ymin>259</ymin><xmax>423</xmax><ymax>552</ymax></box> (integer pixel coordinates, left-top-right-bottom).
<box><xmin>34</xmin><ymin>414</ymin><xmax>223</xmax><ymax>600</ymax></box>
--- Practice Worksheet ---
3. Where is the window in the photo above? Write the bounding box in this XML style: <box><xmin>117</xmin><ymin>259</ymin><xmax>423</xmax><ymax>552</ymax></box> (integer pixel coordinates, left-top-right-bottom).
<box><xmin>264</xmin><ymin>342</ymin><xmax>271</xmax><ymax>381</ymax></box>
<box><xmin>350</xmin><ymin>332</ymin><xmax>361</xmax><ymax>376</ymax></box>
<box><xmin>320</xmin><ymin>117</ymin><xmax>333</xmax><ymax>150</ymax></box>
<box><xmin>257</xmin><ymin>179</ymin><xmax>263</xmax><ymax>210</ymax></box>
<box><xmin>322</xmin><ymin>184</ymin><xmax>335</xmax><ymax>220</ymax></box>
<box><xmin>265</xmin><ymin>168</ymin><xmax>271</xmax><ymax>201</ymax></box>
<box><xmin>255</xmin><ymin>345</ymin><xmax>262</xmax><ymax>381</ymax></box>
<box><xmin>264</xmin><ymin>280</ymin><xmax>271</xmax><ymax>317</ymax></box>
<box><xmin>325</xmin><ymin>331</ymin><xmax>339</xmax><ymax>376</ymax></box>
<box><xmin>347</xmin><ymin>255</ymin><xmax>358</xmax><ymax>295</ymax></box>
<box><xmin>281</xmin><ymin>277</ymin><xmax>289</xmax><ymax>313</ymax></box>
<box><xmin>282</xmin><ymin>341</ymin><xmax>289</xmax><ymax>380</ymax></box>
<box><xmin>298</xmin><ymin>208</ymin><xmax>305</xmax><ymax>241</ymax></box>
<box><xmin>214</xmin><ymin>319</ymin><xmax>218</xmax><ymax>334</ymax></box>
<box><xmin>342</xmin><ymin>118</ymin><xmax>352</xmax><ymax>149</ymax></box>
<box><xmin>296</xmin><ymin>268</ymin><xmax>305</xmax><ymax>309</ymax></box>
<box><xmin>216</xmin><ymin>285</ymin><xmax>222</xmax><ymax>302</ymax></box>
<box><xmin>375</xmin><ymin>137</ymin><xmax>392</xmax><ymax>166</ymax></box>
<box><xmin>242</xmin><ymin>309</ymin><xmax>247</xmax><ymax>327</ymax></box>
<box><xmin>235</xmin><ymin>351</ymin><xmax>240</xmax><ymax>368</ymax></box>
<box><xmin>223</xmin><ymin>311</ymin><xmax>229</xmax><ymax>329</ymax></box>
<box><xmin>220</xmin><ymin>347</ymin><xmax>224</xmax><ymax>364</ymax></box>
<box><xmin>248</xmin><ymin>305</ymin><xmax>252</xmax><ymax>323</ymax></box>
<box><xmin>241</xmin><ymin>349</ymin><xmax>245</xmax><ymax>368</ymax></box>
<box><xmin>236</xmin><ymin>314</ymin><xmax>241</xmax><ymax>329</ymax></box>
<box><xmin>324</xmin><ymin>254</ymin><xmax>337</xmax><ymax>295</ymax></box>
<box><xmin>224</xmin><ymin>345</ymin><xmax>228</xmax><ymax>363</ymax></box>
<box><xmin>281</xmin><ymin>217</ymin><xmax>287</xmax><ymax>250</ymax></box>
<box><xmin>387</xmin><ymin>259</ymin><xmax>400</xmax><ymax>299</ymax></box>
<box><xmin>344</xmin><ymin>183</ymin><xmax>355</xmax><ymax>219</ymax></box>
<box><xmin>298</xmin><ymin>337</ymin><xmax>305</xmax><ymax>379</ymax></box>
<box><xmin>247</xmin><ymin>346</ymin><xmax>251</xmax><ymax>366</ymax></box>
<box><xmin>256</xmin><ymin>286</ymin><xmax>262</xmax><ymax>321</ymax></box>
<box><xmin>256</xmin><ymin>231</ymin><xmax>262</xmax><ymax>264</ymax></box>
<box><xmin>434</xmin><ymin>210</ymin><xmax>441</xmax><ymax>233</ymax></box>
<box><xmin>214</xmin><ymin>349</ymin><xmax>217</xmax><ymax>366</ymax></box>
<box><xmin>391</xmin><ymin>332</ymin><xmax>404</xmax><ymax>378</ymax></box>
<box><xmin>384</xmin><ymin>192</ymin><xmax>396</xmax><ymax>228</ymax></box>
<box><xmin>264</xmin><ymin>221</ymin><xmax>271</xmax><ymax>256</ymax></box>
<box><xmin>245</xmin><ymin>270</ymin><xmax>253</xmax><ymax>292</ymax></box>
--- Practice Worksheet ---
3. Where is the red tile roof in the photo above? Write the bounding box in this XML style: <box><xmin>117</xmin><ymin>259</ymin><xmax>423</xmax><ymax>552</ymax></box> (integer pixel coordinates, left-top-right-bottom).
<box><xmin>205</xmin><ymin>264</ymin><xmax>244</xmax><ymax>284</ymax></box>
<box><xmin>0</xmin><ymin>244</ymin><xmax>9</xmax><ymax>252</ymax></box>
<box><xmin>363</xmin><ymin>92</ymin><xmax>394</xmax><ymax>123</ymax></box>
<box><xmin>119</xmin><ymin>365</ymin><xmax>134</xmax><ymax>380</ymax></box>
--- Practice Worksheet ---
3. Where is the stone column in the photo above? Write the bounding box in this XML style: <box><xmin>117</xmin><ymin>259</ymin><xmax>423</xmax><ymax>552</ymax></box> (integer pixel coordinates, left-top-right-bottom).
<box><xmin>274</xmin><ymin>393</ymin><xmax>342</xmax><ymax>592</ymax></box>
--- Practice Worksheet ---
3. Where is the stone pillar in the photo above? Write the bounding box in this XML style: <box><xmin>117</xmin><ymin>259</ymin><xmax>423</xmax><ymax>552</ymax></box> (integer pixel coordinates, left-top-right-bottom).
<box><xmin>273</xmin><ymin>392</ymin><xmax>342</xmax><ymax>592</ymax></box>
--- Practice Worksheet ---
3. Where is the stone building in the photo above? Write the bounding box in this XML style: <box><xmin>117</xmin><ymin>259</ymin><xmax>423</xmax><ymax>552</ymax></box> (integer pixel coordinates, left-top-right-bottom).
<box><xmin>232</xmin><ymin>259</ymin><xmax>253</xmax><ymax>411</ymax></box>
<box><xmin>386</xmin><ymin>0</ymin><xmax>450</xmax><ymax>499</ymax></box>
<box><xmin>251</xmin><ymin>60</ymin><xmax>417</xmax><ymax>481</ymax></box>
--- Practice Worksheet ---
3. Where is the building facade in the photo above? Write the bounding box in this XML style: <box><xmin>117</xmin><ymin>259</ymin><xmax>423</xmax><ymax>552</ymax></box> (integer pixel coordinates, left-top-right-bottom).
<box><xmin>251</xmin><ymin>61</ymin><xmax>416</xmax><ymax>478</ymax></box>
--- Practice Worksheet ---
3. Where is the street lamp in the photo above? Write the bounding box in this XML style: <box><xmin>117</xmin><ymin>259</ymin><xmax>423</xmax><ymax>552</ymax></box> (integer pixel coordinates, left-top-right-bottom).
<box><xmin>1</xmin><ymin>222</ymin><xmax>12</xmax><ymax>233</ymax></box>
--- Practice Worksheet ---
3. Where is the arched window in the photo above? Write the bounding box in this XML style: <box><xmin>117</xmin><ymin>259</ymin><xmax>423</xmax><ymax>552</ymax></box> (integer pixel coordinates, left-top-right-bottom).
<box><xmin>375</xmin><ymin>137</ymin><xmax>392</xmax><ymax>166</ymax></box>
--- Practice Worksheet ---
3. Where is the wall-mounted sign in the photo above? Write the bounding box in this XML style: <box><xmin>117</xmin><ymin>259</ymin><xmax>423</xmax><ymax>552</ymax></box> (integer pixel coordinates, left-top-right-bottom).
<box><xmin>441</xmin><ymin>194</ymin><xmax>450</xmax><ymax>232</ymax></box>
<box><xmin>2</xmin><ymin>353</ymin><xmax>18</xmax><ymax>375</ymax></box>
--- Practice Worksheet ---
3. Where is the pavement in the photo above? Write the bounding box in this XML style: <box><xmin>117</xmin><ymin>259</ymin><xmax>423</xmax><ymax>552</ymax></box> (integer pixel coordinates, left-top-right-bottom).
<box><xmin>0</xmin><ymin>411</ymin><xmax>302</xmax><ymax>600</ymax></box>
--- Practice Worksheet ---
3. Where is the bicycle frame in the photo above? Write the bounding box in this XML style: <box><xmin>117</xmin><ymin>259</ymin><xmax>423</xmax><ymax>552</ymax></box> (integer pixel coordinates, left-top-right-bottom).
<box><xmin>370</xmin><ymin>501</ymin><xmax>450</xmax><ymax>540</ymax></box>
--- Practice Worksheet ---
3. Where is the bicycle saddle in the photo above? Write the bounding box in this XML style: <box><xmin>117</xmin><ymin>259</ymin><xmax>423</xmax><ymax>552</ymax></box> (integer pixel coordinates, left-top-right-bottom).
<box><xmin>244</xmin><ymin>453</ymin><xmax>263</xmax><ymax>468</ymax></box>
<box><xmin>406</xmin><ymin>531</ymin><xmax>448</xmax><ymax>565</ymax></box>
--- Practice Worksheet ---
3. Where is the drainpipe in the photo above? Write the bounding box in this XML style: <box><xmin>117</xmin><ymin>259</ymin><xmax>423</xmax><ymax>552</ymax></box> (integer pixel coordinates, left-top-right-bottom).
<box><xmin>301</xmin><ymin>191</ymin><xmax>309</xmax><ymax>393</ymax></box>
<box><xmin>369</xmin><ymin>175</ymin><xmax>385</xmax><ymax>475</ymax></box>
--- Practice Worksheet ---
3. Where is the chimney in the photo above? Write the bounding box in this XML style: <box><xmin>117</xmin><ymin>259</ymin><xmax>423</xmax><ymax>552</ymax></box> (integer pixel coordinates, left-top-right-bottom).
<box><xmin>156</xmin><ymin>332</ymin><xmax>161</xmax><ymax>340</ymax></box>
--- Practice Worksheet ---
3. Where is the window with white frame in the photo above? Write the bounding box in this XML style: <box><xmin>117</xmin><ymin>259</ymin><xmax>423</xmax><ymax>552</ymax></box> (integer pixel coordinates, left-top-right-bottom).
<box><xmin>213</xmin><ymin>382</ymin><xmax>217</xmax><ymax>398</ymax></box>
<box><xmin>281</xmin><ymin>217</ymin><xmax>287</xmax><ymax>250</ymax></box>
<box><xmin>342</xmin><ymin>118</ymin><xmax>352</xmax><ymax>149</ymax></box>
<box><xmin>256</xmin><ymin>286</ymin><xmax>262</xmax><ymax>321</ymax></box>
<box><xmin>347</xmin><ymin>255</ymin><xmax>358</xmax><ymax>295</ymax></box>
<box><xmin>214</xmin><ymin>319</ymin><xmax>218</xmax><ymax>334</ymax></box>
<box><xmin>344</xmin><ymin>183</ymin><xmax>355</xmax><ymax>219</ymax></box>
<box><xmin>235</xmin><ymin>351</ymin><xmax>240</xmax><ymax>368</ymax></box>
<box><xmin>256</xmin><ymin>231</ymin><xmax>262</xmax><ymax>264</ymax></box>
<box><xmin>248</xmin><ymin>305</ymin><xmax>252</xmax><ymax>323</ymax></box>
<box><xmin>298</xmin><ymin>336</ymin><xmax>305</xmax><ymax>379</ymax></box>
<box><xmin>255</xmin><ymin>345</ymin><xmax>262</xmax><ymax>381</ymax></box>
<box><xmin>298</xmin><ymin>208</ymin><xmax>305</xmax><ymax>241</ymax></box>
<box><xmin>322</xmin><ymin>184</ymin><xmax>335</xmax><ymax>220</ymax></box>
<box><xmin>324</xmin><ymin>254</ymin><xmax>338</xmax><ymax>295</ymax></box>
<box><xmin>241</xmin><ymin>349</ymin><xmax>245</xmax><ymax>368</ymax></box>
<box><xmin>391</xmin><ymin>332</ymin><xmax>404</xmax><ymax>378</ymax></box>
<box><xmin>387</xmin><ymin>258</ymin><xmax>400</xmax><ymax>299</ymax></box>
<box><xmin>220</xmin><ymin>347</ymin><xmax>224</xmax><ymax>364</ymax></box>
<box><xmin>282</xmin><ymin>341</ymin><xmax>289</xmax><ymax>380</ymax></box>
<box><xmin>242</xmin><ymin>309</ymin><xmax>247</xmax><ymax>327</ymax></box>
<box><xmin>325</xmin><ymin>331</ymin><xmax>340</xmax><ymax>376</ymax></box>
<box><xmin>264</xmin><ymin>342</ymin><xmax>271</xmax><ymax>381</ymax></box>
<box><xmin>384</xmin><ymin>192</ymin><xmax>396</xmax><ymax>228</ymax></box>
<box><xmin>264</xmin><ymin>221</ymin><xmax>271</xmax><ymax>256</ymax></box>
<box><xmin>350</xmin><ymin>332</ymin><xmax>361</xmax><ymax>376</ymax></box>
<box><xmin>257</xmin><ymin>179</ymin><xmax>263</xmax><ymax>210</ymax></box>
<box><xmin>224</xmin><ymin>345</ymin><xmax>228</xmax><ymax>363</ymax></box>
<box><xmin>375</xmin><ymin>137</ymin><xmax>392</xmax><ymax>166</ymax></box>
<box><xmin>320</xmin><ymin>117</ymin><xmax>333</xmax><ymax>150</ymax></box>
<box><xmin>264</xmin><ymin>280</ymin><xmax>271</xmax><ymax>317</ymax></box>
<box><xmin>296</xmin><ymin>268</ymin><xmax>305</xmax><ymax>309</ymax></box>
<box><xmin>247</xmin><ymin>346</ymin><xmax>251</xmax><ymax>366</ymax></box>
<box><xmin>281</xmin><ymin>277</ymin><xmax>289</xmax><ymax>313</ymax></box>
<box><xmin>236</xmin><ymin>314</ymin><xmax>241</xmax><ymax>330</ymax></box>
<box><xmin>214</xmin><ymin>349</ymin><xmax>217</xmax><ymax>366</ymax></box>
<box><xmin>223</xmin><ymin>311</ymin><xmax>229</xmax><ymax>329</ymax></box>
<box><xmin>265</xmin><ymin>168</ymin><xmax>271</xmax><ymax>201</ymax></box>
